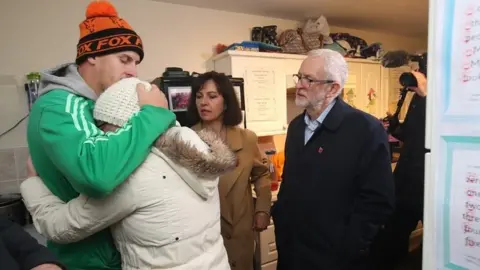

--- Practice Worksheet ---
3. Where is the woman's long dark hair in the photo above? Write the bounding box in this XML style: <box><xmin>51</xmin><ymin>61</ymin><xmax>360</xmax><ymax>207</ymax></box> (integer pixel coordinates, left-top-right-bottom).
<box><xmin>187</xmin><ymin>71</ymin><xmax>242</xmax><ymax>126</ymax></box>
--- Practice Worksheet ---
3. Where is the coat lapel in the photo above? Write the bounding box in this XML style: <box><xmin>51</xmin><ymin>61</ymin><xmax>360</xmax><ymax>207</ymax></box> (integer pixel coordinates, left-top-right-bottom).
<box><xmin>219</xmin><ymin>127</ymin><xmax>244</xmax><ymax>198</ymax></box>
<box><xmin>289</xmin><ymin>113</ymin><xmax>307</xmax><ymax>151</ymax></box>
<box><xmin>320</xmin><ymin>99</ymin><xmax>347</xmax><ymax>132</ymax></box>
<box><xmin>303</xmin><ymin>99</ymin><xmax>348</xmax><ymax>145</ymax></box>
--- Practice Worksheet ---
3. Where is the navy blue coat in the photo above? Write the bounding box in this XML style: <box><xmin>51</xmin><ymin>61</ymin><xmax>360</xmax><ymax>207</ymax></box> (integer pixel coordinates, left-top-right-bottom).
<box><xmin>272</xmin><ymin>99</ymin><xmax>395</xmax><ymax>270</ymax></box>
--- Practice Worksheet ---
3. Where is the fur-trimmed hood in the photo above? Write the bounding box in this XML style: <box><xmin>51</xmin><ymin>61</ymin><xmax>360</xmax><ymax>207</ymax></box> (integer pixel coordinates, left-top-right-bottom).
<box><xmin>152</xmin><ymin>127</ymin><xmax>237</xmax><ymax>199</ymax></box>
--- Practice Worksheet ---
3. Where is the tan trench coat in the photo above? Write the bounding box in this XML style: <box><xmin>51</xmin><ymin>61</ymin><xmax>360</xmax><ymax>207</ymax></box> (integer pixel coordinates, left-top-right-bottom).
<box><xmin>193</xmin><ymin>124</ymin><xmax>272</xmax><ymax>270</ymax></box>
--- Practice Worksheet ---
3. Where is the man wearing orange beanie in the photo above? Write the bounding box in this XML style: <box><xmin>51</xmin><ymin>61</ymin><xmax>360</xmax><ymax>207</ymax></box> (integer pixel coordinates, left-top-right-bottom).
<box><xmin>26</xmin><ymin>1</ymin><xmax>176</xmax><ymax>269</ymax></box>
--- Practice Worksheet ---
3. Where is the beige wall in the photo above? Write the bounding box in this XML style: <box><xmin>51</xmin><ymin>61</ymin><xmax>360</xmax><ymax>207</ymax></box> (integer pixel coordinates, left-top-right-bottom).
<box><xmin>0</xmin><ymin>0</ymin><xmax>426</xmax><ymax>150</ymax></box>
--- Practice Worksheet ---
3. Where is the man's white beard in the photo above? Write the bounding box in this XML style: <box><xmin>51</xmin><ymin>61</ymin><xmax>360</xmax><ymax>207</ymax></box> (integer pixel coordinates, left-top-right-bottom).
<box><xmin>295</xmin><ymin>96</ymin><xmax>325</xmax><ymax>110</ymax></box>
<box><xmin>295</xmin><ymin>96</ymin><xmax>309</xmax><ymax>108</ymax></box>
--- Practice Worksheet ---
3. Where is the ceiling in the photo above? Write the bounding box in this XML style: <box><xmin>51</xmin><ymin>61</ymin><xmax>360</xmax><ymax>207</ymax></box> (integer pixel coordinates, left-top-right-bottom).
<box><xmin>153</xmin><ymin>0</ymin><xmax>428</xmax><ymax>37</ymax></box>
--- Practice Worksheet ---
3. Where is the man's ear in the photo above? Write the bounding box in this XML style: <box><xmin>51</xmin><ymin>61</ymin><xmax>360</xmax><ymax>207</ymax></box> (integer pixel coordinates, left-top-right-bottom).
<box><xmin>327</xmin><ymin>83</ymin><xmax>342</xmax><ymax>98</ymax></box>
<box><xmin>87</xmin><ymin>57</ymin><xmax>97</xmax><ymax>65</ymax></box>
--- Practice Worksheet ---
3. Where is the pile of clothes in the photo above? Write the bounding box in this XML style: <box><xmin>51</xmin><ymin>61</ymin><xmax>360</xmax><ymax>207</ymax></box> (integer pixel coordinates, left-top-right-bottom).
<box><xmin>269</xmin><ymin>15</ymin><xmax>385</xmax><ymax>59</ymax></box>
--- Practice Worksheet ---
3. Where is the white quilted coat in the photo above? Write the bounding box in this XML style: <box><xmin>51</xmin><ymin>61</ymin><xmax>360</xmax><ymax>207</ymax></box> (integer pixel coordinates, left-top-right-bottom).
<box><xmin>21</xmin><ymin>127</ymin><xmax>236</xmax><ymax>270</ymax></box>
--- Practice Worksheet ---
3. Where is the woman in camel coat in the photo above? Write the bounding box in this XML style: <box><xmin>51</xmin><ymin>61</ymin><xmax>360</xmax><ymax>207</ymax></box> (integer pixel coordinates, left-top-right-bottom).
<box><xmin>188</xmin><ymin>71</ymin><xmax>272</xmax><ymax>270</ymax></box>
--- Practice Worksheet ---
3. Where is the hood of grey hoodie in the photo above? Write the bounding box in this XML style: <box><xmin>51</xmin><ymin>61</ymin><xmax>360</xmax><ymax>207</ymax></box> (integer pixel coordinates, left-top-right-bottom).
<box><xmin>38</xmin><ymin>63</ymin><xmax>98</xmax><ymax>101</ymax></box>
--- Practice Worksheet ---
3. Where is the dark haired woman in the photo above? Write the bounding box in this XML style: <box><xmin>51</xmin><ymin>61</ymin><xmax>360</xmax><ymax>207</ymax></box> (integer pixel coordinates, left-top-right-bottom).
<box><xmin>188</xmin><ymin>71</ymin><xmax>272</xmax><ymax>270</ymax></box>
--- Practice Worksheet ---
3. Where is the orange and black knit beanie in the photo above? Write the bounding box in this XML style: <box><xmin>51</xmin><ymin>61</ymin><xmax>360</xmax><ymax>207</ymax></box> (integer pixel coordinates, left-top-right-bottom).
<box><xmin>76</xmin><ymin>1</ymin><xmax>144</xmax><ymax>65</ymax></box>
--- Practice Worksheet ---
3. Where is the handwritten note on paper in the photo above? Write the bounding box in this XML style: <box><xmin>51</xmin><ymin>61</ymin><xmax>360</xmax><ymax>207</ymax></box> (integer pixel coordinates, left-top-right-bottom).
<box><xmin>446</xmin><ymin>3</ymin><xmax>480</xmax><ymax>116</ymax></box>
<box><xmin>430</xmin><ymin>1</ymin><xmax>480</xmax><ymax>269</ymax></box>
<box><xmin>449</xmin><ymin>148</ymin><xmax>480</xmax><ymax>269</ymax></box>
<box><xmin>245</xmin><ymin>68</ymin><xmax>277</xmax><ymax>122</ymax></box>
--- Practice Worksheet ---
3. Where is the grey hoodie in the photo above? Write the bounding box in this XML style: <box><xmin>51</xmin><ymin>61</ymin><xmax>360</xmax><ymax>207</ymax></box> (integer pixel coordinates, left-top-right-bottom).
<box><xmin>39</xmin><ymin>63</ymin><xmax>97</xmax><ymax>101</ymax></box>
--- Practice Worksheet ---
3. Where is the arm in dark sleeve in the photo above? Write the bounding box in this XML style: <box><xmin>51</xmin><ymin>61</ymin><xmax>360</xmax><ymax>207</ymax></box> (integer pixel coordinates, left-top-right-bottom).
<box><xmin>388</xmin><ymin>94</ymin><xmax>427</xmax><ymax>142</ymax></box>
<box><xmin>342</xmin><ymin>123</ymin><xmax>395</xmax><ymax>257</ymax></box>
<box><xmin>387</xmin><ymin>116</ymin><xmax>404</xmax><ymax>141</ymax></box>
<box><xmin>0</xmin><ymin>216</ymin><xmax>65</xmax><ymax>270</ymax></box>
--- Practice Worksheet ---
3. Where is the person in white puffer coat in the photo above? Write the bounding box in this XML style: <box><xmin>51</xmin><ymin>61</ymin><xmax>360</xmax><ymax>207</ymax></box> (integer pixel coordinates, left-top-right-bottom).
<box><xmin>20</xmin><ymin>77</ymin><xmax>235</xmax><ymax>270</ymax></box>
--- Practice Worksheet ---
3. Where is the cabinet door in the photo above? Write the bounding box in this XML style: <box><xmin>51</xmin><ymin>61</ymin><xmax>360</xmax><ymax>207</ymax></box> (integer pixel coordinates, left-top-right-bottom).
<box><xmin>284</xmin><ymin>59</ymin><xmax>304</xmax><ymax>85</ymax></box>
<box><xmin>381</xmin><ymin>67</ymin><xmax>391</xmax><ymax>117</ymax></box>
<box><xmin>343</xmin><ymin>62</ymin><xmax>362</xmax><ymax>109</ymax></box>
<box><xmin>230</xmin><ymin>57</ymin><xmax>287</xmax><ymax>136</ymax></box>
<box><xmin>258</xmin><ymin>224</ymin><xmax>278</xmax><ymax>264</ymax></box>
<box><xmin>360</xmin><ymin>63</ymin><xmax>382</xmax><ymax>117</ymax></box>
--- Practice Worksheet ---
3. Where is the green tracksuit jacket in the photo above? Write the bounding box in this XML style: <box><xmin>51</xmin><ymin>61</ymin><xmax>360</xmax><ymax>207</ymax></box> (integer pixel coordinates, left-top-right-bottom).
<box><xmin>27</xmin><ymin>63</ymin><xmax>176</xmax><ymax>270</ymax></box>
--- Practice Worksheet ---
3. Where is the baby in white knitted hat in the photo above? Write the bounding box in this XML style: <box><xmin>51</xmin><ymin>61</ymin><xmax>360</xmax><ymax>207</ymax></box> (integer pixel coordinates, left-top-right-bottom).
<box><xmin>94</xmin><ymin>78</ymin><xmax>181</xmax><ymax>131</ymax></box>
<box><xmin>21</xmin><ymin>78</ymin><xmax>236</xmax><ymax>269</ymax></box>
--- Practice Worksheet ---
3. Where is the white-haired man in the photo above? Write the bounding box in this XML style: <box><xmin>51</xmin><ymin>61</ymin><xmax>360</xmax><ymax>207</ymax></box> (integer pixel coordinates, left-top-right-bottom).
<box><xmin>271</xmin><ymin>49</ymin><xmax>395</xmax><ymax>270</ymax></box>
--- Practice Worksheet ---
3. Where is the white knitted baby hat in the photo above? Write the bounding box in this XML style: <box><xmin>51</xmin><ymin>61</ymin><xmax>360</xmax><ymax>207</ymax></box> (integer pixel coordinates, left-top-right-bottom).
<box><xmin>94</xmin><ymin>77</ymin><xmax>152</xmax><ymax>126</ymax></box>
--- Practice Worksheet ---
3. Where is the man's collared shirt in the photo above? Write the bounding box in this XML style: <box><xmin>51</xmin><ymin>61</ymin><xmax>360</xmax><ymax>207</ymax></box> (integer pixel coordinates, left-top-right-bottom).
<box><xmin>304</xmin><ymin>100</ymin><xmax>336</xmax><ymax>144</ymax></box>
